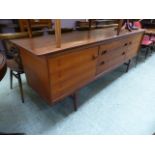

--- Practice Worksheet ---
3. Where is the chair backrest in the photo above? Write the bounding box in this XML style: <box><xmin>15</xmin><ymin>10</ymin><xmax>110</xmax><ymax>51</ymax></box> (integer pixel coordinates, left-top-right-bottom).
<box><xmin>133</xmin><ymin>21</ymin><xmax>142</xmax><ymax>28</ymax></box>
<box><xmin>19</xmin><ymin>19</ymin><xmax>52</xmax><ymax>32</ymax></box>
<box><xmin>143</xmin><ymin>35</ymin><xmax>150</xmax><ymax>41</ymax></box>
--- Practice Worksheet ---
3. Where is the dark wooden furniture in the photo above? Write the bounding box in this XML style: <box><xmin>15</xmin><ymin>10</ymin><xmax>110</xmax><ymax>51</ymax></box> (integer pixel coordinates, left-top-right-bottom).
<box><xmin>76</xmin><ymin>20</ymin><xmax>118</xmax><ymax>30</ymax></box>
<box><xmin>19</xmin><ymin>19</ymin><xmax>52</xmax><ymax>32</ymax></box>
<box><xmin>10</xmin><ymin>28</ymin><xmax>144</xmax><ymax>110</ymax></box>
<box><xmin>141</xmin><ymin>20</ymin><xmax>155</xmax><ymax>29</ymax></box>
<box><xmin>0</xmin><ymin>53</ymin><xmax>7</xmax><ymax>81</ymax></box>
<box><xmin>145</xmin><ymin>28</ymin><xmax>155</xmax><ymax>35</ymax></box>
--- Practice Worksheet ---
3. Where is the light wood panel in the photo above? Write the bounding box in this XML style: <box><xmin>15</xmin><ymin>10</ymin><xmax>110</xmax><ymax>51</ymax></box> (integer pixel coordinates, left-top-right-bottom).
<box><xmin>55</xmin><ymin>19</ymin><xmax>61</xmax><ymax>48</ymax></box>
<box><xmin>49</xmin><ymin>47</ymin><xmax>98</xmax><ymax>101</ymax></box>
<box><xmin>10</xmin><ymin>28</ymin><xmax>144</xmax><ymax>105</ymax></box>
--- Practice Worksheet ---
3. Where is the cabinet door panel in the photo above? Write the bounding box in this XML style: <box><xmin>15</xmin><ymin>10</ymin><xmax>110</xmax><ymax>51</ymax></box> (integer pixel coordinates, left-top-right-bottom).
<box><xmin>48</xmin><ymin>47</ymin><xmax>98</xmax><ymax>101</ymax></box>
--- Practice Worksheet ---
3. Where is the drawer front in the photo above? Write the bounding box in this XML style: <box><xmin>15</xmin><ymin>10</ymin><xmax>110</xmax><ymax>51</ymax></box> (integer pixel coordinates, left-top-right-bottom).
<box><xmin>125</xmin><ymin>33</ymin><xmax>142</xmax><ymax>60</ymax></box>
<box><xmin>99</xmin><ymin>39</ymin><xmax>128</xmax><ymax>53</ymax></box>
<box><xmin>48</xmin><ymin>47</ymin><xmax>98</xmax><ymax>100</ymax></box>
<box><xmin>97</xmin><ymin>52</ymin><xmax>125</xmax><ymax>74</ymax></box>
<box><xmin>97</xmin><ymin>39</ymin><xmax>128</xmax><ymax>74</ymax></box>
<box><xmin>99</xmin><ymin>46</ymin><xmax>127</xmax><ymax>63</ymax></box>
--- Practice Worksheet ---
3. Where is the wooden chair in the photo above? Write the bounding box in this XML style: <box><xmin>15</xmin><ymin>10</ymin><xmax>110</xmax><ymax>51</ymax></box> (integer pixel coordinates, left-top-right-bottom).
<box><xmin>18</xmin><ymin>19</ymin><xmax>53</xmax><ymax>32</ymax></box>
<box><xmin>0</xmin><ymin>31</ymin><xmax>45</xmax><ymax>103</ymax></box>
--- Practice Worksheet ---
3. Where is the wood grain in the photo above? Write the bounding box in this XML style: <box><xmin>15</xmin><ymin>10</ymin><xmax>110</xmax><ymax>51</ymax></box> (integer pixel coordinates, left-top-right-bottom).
<box><xmin>55</xmin><ymin>19</ymin><xmax>61</xmax><ymax>48</ymax></box>
<box><xmin>11</xmin><ymin>28</ymin><xmax>145</xmax><ymax>56</ymax></box>
<box><xmin>10</xmin><ymin>28</ymin><xmax>144</xmax><ymax>105</ymax></box>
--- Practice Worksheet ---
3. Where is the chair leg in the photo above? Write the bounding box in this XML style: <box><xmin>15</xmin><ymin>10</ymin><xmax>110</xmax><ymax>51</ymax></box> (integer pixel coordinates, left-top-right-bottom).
<box><xmin>10</xmin><ymin>70</ymin><xmax>13</xmax><ymax>89</ymax></box>
<box><xmin>126</xmin><ymin>59</ymin><xmax>131</xmax><ymax>73</ymax></box>
<box><xmin>72</xmin><ymin>93</ymin><xmax>78</xmax><ymax>111</ymax></box>
<box><xmin>17</xmin><ymin>73</ymin><xmax>24</xmax><ymax>103</ymax></box>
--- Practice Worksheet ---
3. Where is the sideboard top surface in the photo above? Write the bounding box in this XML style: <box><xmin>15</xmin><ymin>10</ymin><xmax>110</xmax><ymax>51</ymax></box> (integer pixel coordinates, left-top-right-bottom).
<box><xmin>10</xmin><ymin>28</ymin><xmax>145</xmax><ymax>56</ymax></box>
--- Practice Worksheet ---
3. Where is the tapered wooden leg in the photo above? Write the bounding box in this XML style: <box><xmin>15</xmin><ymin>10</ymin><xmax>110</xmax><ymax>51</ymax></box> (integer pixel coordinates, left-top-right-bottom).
<box><xmin>145</xmin><ymin>47</ymin><xmax>149</xmax><ymax>59</ymax></box>
<box><xmin>126</xmin><ymin>59</ymin><xmax>131</xmax><ymax>73</ymax></box>
<box><xmin>18</xmin><ymin>73</ymin><xmax>24</xmax><ymax>103</ymax></box>
<box><xmin>151</xmin><ymin>45</ymin><xmax>153</xmax><ymax>54</ymax></box>
<box><xmin>135</xmin><ymin>52</ymin><xmax>140</xmax><ymax>66</ymax></box>
<box><xmin>72</xmin><ymin>93</ymin><xmax>78</xmax><ymax>111</ymax></box>
<box><xmin>10</xmin><ymin>70</ymin><xmax>13</xmax><ymax>89</ymax></box>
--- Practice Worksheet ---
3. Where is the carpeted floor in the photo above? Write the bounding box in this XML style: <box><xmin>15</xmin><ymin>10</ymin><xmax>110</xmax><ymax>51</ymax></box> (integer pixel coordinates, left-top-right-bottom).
<box><xmin>0</xmin><ymin>50</ymin><xmax>155</xmax><ymax>135</ymax></box>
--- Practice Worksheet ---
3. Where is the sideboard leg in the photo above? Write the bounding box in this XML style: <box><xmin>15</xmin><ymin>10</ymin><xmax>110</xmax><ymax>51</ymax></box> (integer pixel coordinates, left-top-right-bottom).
<box><xmin>135</xmin><ymin>52</ymin><xmax>140</xmax><ymax>66</ymax></box>
<box><xmin>71</xmin><ymin>93</ymin><xmax>78</xmax><ymax>111</ymax></box>
<box><xmin>145</xmin><ymin>47</ymin><xmax>149</xmax><ymax>59</ymax></box>
<box><xmin>126</xmin><ymin>59</ymin><xmax>131</xmax><ymax>73</ymax></box>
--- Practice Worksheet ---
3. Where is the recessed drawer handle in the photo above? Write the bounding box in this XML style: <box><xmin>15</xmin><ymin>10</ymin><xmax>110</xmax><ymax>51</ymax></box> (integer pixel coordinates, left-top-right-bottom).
<box><xmin>101</xmin><ymin>50</ymin><xmax>107</xmax><ymax>55</ymax></box>
<box><xmin>124</xmin><ymin>43</ymin><xmax>128</xmax><ymax>46</ymax></box>
<box><xmin>100</xmin><ymin>61</ymin><xmax>105</xmax><ymax>65</ymax></box>
<box><xmin>122</xmin><ymin>52</ymin><xmax>125</xmax><ymax>55</ymax></box>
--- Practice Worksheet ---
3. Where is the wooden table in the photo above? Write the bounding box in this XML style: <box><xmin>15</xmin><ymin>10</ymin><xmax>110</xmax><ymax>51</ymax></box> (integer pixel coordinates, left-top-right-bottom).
<box><xmin>0</xmin><ymin>53</ymin><xmax>7</xmax><ymax>81</ymax></box>
<box><xmin>10</xmin><ymin>28</ymin><xmax>144</xmax><ymax>109</ymax></box>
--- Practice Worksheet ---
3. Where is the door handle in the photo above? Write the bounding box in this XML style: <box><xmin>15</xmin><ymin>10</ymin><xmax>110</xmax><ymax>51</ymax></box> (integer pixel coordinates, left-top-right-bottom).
<box><xmin>92</xmin><ymin>55</ymin><xmax>98</xmax><ymax>60</ymax></box>
<box><xmin>129</xmin><ymin>41</ymin><xmax>132</xmax><ymax>45</ymax></box>
<box><xmin>100</xmin><ymin>61</ymin><xmax>105</xmax><ymax>65</ymax></box>
<box><xmin>122</xmin><ymin>52</ymin><xmax>125</xmax><ymax>55</ymax></box>
<box><xmin>124</xmin><ymin>43</ymin><xmax>128</xmax><ymax>46</ymax></box>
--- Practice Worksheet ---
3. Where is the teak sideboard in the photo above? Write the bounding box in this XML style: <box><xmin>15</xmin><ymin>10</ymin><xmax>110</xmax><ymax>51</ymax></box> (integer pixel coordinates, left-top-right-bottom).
<box><xmin>10</xmin><ymin>28</ymin><xmax>144</xmax><ymax>109</ymax></box>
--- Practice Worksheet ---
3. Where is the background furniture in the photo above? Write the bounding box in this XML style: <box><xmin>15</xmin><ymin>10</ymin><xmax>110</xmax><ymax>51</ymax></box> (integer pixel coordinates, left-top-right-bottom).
<box><xmin>0</xmin><ymin>53</ymin><xmax>26</xmax><ymax>135</ymax></box>
<box><xmin>18</xmin><ymin>19</ymin><xmax>53</xmax><ymax>32</ymax></box>
<box><xmin>0</xmin><ymin>53</ymin><xmax>7</xmax><ymax>81</ymax></box>
<box><xmin>75</xmin><ymin>19</ymin><xmax>118</xmax><ymax>30</ymax></box>
<box><xmin>141</xmin><ymin>19</ymin><xmax>155</xmax><ymax>28</ymax></box>
<box><xmin>134</xmin><ymin>21</ymin><xmax>153</xmax><ymax>61</ymax></box>
<box><xmin>0</xmin><ymin>31</ymin><xmax>46</xmax><ymax>103</ymax></box>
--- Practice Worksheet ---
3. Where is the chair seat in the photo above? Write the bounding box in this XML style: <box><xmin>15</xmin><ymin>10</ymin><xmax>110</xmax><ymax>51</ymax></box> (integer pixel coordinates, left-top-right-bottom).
<box><xmin>7</xmin><ymin>59</ymin><xmax>23</xmax><ymax>73</ymax></box>
<box><xmin>150</xmin><ymin>36</ymin><xmax>155</xmax><ymax>42</ymax></box>
<box><xmin>141</xmin><ymin>39</ymin><xmax>152</xmax><ymax>46</ymax></box>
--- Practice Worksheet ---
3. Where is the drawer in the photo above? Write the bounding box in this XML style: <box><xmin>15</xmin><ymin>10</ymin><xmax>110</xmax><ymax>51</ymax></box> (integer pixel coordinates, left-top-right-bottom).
<box><xmin>99</xmin><ymin>38</ymin><xmax>129</xmax><ymax>54</ymax></box>
<box><xmin>97</xmin><ymin>54</ymin><xmax>125</xmax><ymax>74</ymax></box>
<box><xmin>98</xmin><ymin>46</ymin><xmax>127</xmax><ymax>63</ymax></box>
<box><xmin>99</xmin><ymin>33</ymin><xmax>142</xmax><ymax>56</ymax></box>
